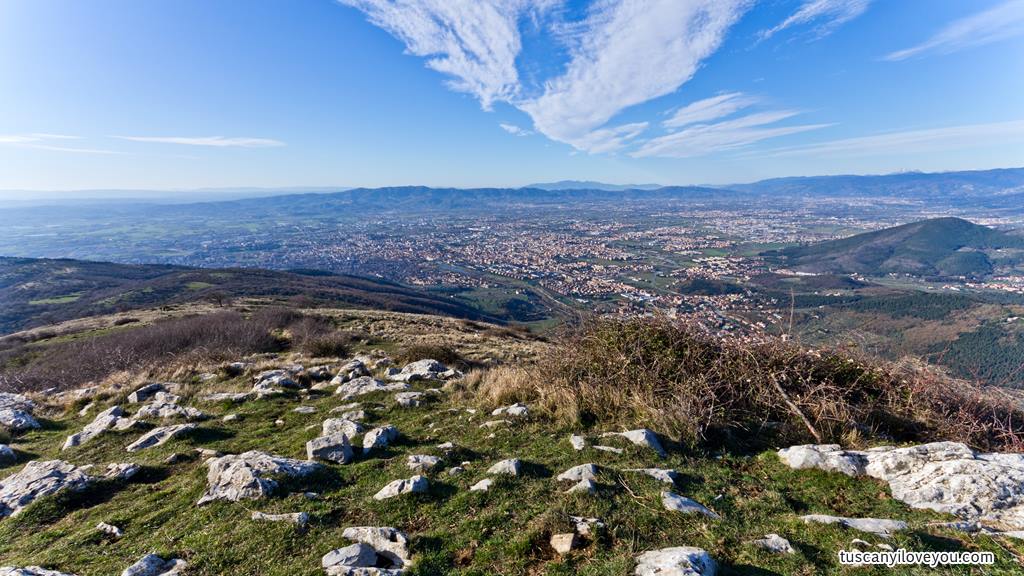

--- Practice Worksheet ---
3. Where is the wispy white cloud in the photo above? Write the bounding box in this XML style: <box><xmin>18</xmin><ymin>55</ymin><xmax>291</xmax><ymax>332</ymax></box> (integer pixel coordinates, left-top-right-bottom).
<box><xmin>664</xmin><ymin>92</ymin><xmax>757</xmax><ymax>128</ymax></box>
<box><xmin>338</xmin><ymin>0</ymin><xmax>556</xmax><ymax>109</ymax></box>
<box><xmin>520</xmin><ymin>0</ymin><xmax>749</xmax><ymax>152</ymax></box>
<box><xmin>339</xmin><ymin>0</ymin><xmax>751</xmax><ymax>154</ymax></box>
<box><xmin>635</xmin><ymin>110</ymin><xmax>830</xmax><ymax>158</ymax></box>
<box><xmin>759</xmin><ymin>0</ymin><xmax>870</xmax><ymax>41</ymax></box>
<box><xmin>766</xmin><ymin>119</ymin><xmax>1024</xmax><ymax>157</ymax></box>
<box><xmin>884</xmin><ymin>0</ymin><xmax>1024</xmax><ymax>61</ymax></box>
<box><xmin>499</xmin><ymin>122</ymin><xmax>532</xmax><ymax>136</ymax></box>
<box><xmin>115</xmin><ymin>136</ymin><xmax>285</xmax><ymax>148</ymax></box>
<box><xmin>0</xmin><ymin>133</ymin><xmax>122</xmax><ymax>154</ymax></box>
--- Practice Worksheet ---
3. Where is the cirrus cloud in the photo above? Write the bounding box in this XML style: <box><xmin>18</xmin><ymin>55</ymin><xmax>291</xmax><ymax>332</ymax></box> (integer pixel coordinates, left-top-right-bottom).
<box><xmin>114</xmin><ymin>136</ymin><xmax>285</xmax><ymax>148</ymax></box>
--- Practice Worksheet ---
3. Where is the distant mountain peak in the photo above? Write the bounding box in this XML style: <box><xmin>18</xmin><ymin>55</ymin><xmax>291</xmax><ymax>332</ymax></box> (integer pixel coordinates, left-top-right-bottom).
<box><xmin>524</xmin><ymin>180</ymin><xmax>663</xmax><ymax>191</ymax></box>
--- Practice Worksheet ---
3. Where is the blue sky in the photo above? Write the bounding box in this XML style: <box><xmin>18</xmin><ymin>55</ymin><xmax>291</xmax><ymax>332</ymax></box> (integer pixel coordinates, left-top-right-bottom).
<box><xmin>1</xmin><ymin>0</ymin><xmax>1023</xmax><ymax>194</ymax></box>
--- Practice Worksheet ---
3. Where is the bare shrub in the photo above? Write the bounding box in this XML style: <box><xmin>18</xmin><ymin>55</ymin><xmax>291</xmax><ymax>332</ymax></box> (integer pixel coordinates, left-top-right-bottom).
<box><xmin>507</xmin><ymin>317</ymin><xmax>1024</xmax><ymax>452</ymax></box>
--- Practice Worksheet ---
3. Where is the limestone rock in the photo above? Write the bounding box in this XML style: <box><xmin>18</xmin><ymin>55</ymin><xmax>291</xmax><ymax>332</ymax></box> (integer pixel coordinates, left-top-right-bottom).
<box><xmin>363</xmin><ymin>425</ymin><xmax>399</xmax><ymax>454</ymax></box>
<box><xmin>624</xmin><ymin>468</ymin><xmax>680</xmax><ymax>485</ymax></box>
<box><xmin>120</xmin><ymin>554</ymin><xmax>186</xmax><ymax>576</ymax></box>
<box><xmin>97</xmin><ymin>522</ymin><xmax>123</xmax><ymax>538</ymax></box>
<box><xmin>0</xmin><ymin>393</ymin><xmax>40</xmax><ymax>432</ymax></box>
<box><xmin>197</xmin><ymin>451</ymin><xmax>321</xmax><ymax>505</ymax></box>
<box><xmin>63</xmin><ymin>406</ymin><xmax>138</xmax><ymax>451</ymax></box>
<box><xmin>307</xmin><ymin>434</ymin><xmax>353</xmax><ymax>464</ymax></box>
<box><xmin>557</xmin><ymin>464</ymin><xmax>598</xmax><ymax>483</ymax></box>
<box><xmin>373</xmin><ymin>475</ymin><xmax>428</xmax><ymax>500</ymax></box>
<box><xmin>322</xmin><ymin>418</ymin><xmax>364</xmax><ymax>438</ymax></box>
<box><xmin>321</xmin><ymin>526</ymin><xmax>410</xmax><ymax>574</ymax></box>
<box><xmin>127</xmin><ymin>383</ymin><xmax>168</xmax><ymax>404</ymax></box>
<box><xmin>750</xmin><ymin>533</ymin><xmax>794</xmax><ymax>554</ymax></box>
<box><xmin>125</xmin><ymin>424</ymin><xmax>196</xmax><ymax>452</ymax></box>
<box><xmin>0</xmin><ymin>460</ymin><xmax>91</xmax><ymax>518</ymax></box>
<box><xmin>0</xmin><ymin>568</ymin><xmax>79</xmax><ymax>576</ymax></box>
<box><xmin>406</xmin><ymin>455</ymin><xmax>441</xmax><ymax>472</ymax></box>
<box><xmin>492</xmin><ymin>403</ymin><xmax>528</xmax><ymax>418</ymax></box>
<box><xmin>251</xmin><ymin>510</ymin><xmax>309</xmax><ymax>530</ymax></box>
<box><xmin>470</xmin><ymin>479</ymin><xmax>493</xmax><ymax>492</ymax></box>
<box><xmin>601</xmin><ymin>429</ymin><xmax>667</xmax><ymax>457</ymax></box>
<box><xmin>337</xmin><ymin>377</ymin><xmax>409</xmax><ymax>400</ymax></box>
<box><xmin>0</xmin><ymin>445</ymin><xmax>16</xmax><ymax>466</ymax></box>
<box><xmin>202</xmin><ymin>392</ymin><xmax>251</xmax><ymax>403</ymax></box>
<box><xmin>593</xmin><ymin>445</ymin><xmax>623</xmax><ymax>454</ymax></box>
<box><xmin>800</xmin><ymin>514</ymin><xmax>908</xmax><ymax>536</ymax></box>
<box><xmin>487</xmin><ymin>459</ymin><xmax>522</xmax><ymax>476</ymax></box>
<box><xmin>569</xmin><ymin>435</ymin><xmax>586</xmax><ymax>451</ymax></box>
<box><xmin>569</xmin><ymin>516</ymin><xmax>605</xmax><ymax>536</ymax></box>
<box><xmin>550</xmin><ymin>533</ymin><xmax>577</xmax><ymax>554</ymax></box>
<box><xmin>566</xmin><ymin>479</ymin><xmax>598</xmax><ymax>495</ymax></box>
<box><xmin>777</xmin><ymin>444</ymin><xmax>865</xmax><ymax>477</ymax></box>
<box><xmin>322</xmin><ymin>543</ymin><xmax>378</xmax><ymax>574</ymax></box>
<box><xmin>634</xmin><ymin>547</ymin><xmax>716</xmax><ymax>576</ymax></box>
<box><xmin>394</xmin><ymin>392</ymin><xmax>424</xmax><ymax>408</ymax></box>
<box><xmin>104</xmin><ymin>462</ymin><xmax>141</xmax><ymax>481</ymax></box>
<box><xmin>135</xmin><ymin>402</ymin><xmax>204</xmax><ymax>421</ymax></box>
<box><xmin>293</xmin><ymin>406</ymin><xmax>317</xmax><ymax>414</ymax></box>
<box><xmin>661</xmin><ymin>491</ymin><xmax>720</xmax><ymax>519</ymax></box>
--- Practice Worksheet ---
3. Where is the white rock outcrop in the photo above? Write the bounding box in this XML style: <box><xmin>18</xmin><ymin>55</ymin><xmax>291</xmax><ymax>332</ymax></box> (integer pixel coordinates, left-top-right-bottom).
<box><xmin>62</xmin><ymin>406</ymin><xmax>136</xmax><ymax>451</ymax></box>
<box><xmin>322</xmin><ymin>526</ymin><xmax>410</xmax><ymax>575</ymax></box>
<box><xmin>125</xmin><ymin>424</ymin><xmax>196</xmax><ymax>452</ymax></box>
<box><xmin>601</xmin><ymin>429</ymin><xmax>667</xmax><ymax>457</ymax></box>
<box><xmin>779</xmin><ymin>442</ymin><xmax>1024</xmax><ymax>530</ymax></box>
<box><xmin>307</xmin><ymin>433</ymin><xmax>354</xmax><ymax>464</ymax></box>
<box><xmin>197</xmin><ymin>451</ymin><xmax>321</xmax><ymax>505</ymax></box>
<box><xmin>363</xmin><ymin>425</ymin><xmax>399</xmax><ymax>454</ymax></box>
<box><xmin>0</xmin><ymin>393</ymin><xmax>40</xmax><ymax>432</ymax></box>
<box><xmin>120</xmin><ymin>554</ymin><xmax>186</xmax><ymax>576</ymax></box>
<box><xmin>634</xmin><ymin>547</ymin><xmax>716</xmax><ymax>576</ymax></box>
<box><xmin>800</xmin><ymin>514</ymin><xmax>908</xmax><ymax>536</ymax></box>
<box><xmin>336</xmin><ymin>377</ymin><xmax>409</xmax><ymax>400</ymax></box>
<box><xmin>661</xmin><ymin>491</ymin><xmax>720</xmax><ymax>519</ymax></box>
<box><xmin>373</xmin><ymin>475</ymin><xmax>428</xmax><ymax>500</ymax></box>
<box><xmin>0</xmin><ymin>460</ymin><xmax>91</xmax><ymax>518</ymax></box>
<box><xmin>487</xmin><ymin>459</ymin><xmax>522</xmax><ymax>476</ymax></box>
<box><xmin>0</xmin><ymin>567</ymin><xmax>79</xmax><ymax>576</ymax></box>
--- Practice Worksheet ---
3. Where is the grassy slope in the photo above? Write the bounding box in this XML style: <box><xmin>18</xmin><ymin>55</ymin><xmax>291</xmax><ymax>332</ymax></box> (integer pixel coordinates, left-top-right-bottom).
<box><xmin>3</xmin><ymin>356</ymin><xmax>1024</xmax><ymax>575</ymax></box>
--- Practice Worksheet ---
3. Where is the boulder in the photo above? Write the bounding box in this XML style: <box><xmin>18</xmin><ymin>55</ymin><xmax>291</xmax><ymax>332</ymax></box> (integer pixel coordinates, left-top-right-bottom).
<box><xmin>321</xmin><ymin>543</ymin><xmax>379</xmax><ymax>574</ymax></box>
<box><xmin>197</xmin><ymin>451</ymin><xmax>321</xmax><ymax>505</ymax></box>
<box><xmin>127</xmin><ymin>383</ymin><xmax>168</xmax><ymax>404</ymax></box>
<box><xmin>97</xmin><ymin>522</ymin><xmax>123</xmax><ymax>538</ymax></box>
<box><xmin>557</xmin><ymin>464</ymin><xmax>598</xmax><ymax>483</ymax></box>
<box><xmin>63</xmin><ymin>406</ymin><xmax>138</xmax><ymax>451</ymax></box>
<box><xmin>569</xmin><ymin>435</ymin><xmax>586</xmax><ymax>451</ymax></box>
<box><xmin>251</xmin><ymin>510</ymin><xmax>309</xmax><ymax>530</ymax></box>
<box><xmin>601</xmin><ymin>429</ymin><xmax>666</xmax><ymax>457</ymax></box>
<box><xmin>135</xmin><ymin>402</ymin><xmax>204</xmax><ymax>421</ymax></box>
<box><xmin>307</xmin><ymin>434</ymin><xmax>354</xmax><ymax>464</ymax></box>
<box><xmin>363</xmin><ymin>425</ymin><xmax>399</xmax><ymax>454</ymax></box>
<box><xmin>634</xmin><ymin>547</ymin><xmax>716</xmax><ymax>576</ymax></box>
<box><xmin>661</xmin><ymin>491</ymin><xmax>720</xmax><ymax>519</ymax></box>
<box><xmin>779</xmin><ymin>442</ymin><xmax>1024</xmax><ymax>530</ymax></box>
<box><xmin>337</xmin><ymin>377</ymin><xmax>409</xmax><ymax>400</ymax></box>
<box><xmin>322</xmin><ymin>526</ymin><xmax>410</xmax><ymax>574</ymax></box>
<box><xmin>406</xmin><ymin>455</ymin><xmax>441</xmax><ymax>472</ymax></box>
<box><xmin>566</xmin><ymin>479</ymin><xmax>598</xmax><ymax>495</ymax></box>
<box><xmin>202</xmin><ymin>392</ymin><xmax>251</xmax><ymax>403</ymax></box>
<box><xmin>120</xmin><ymin>554</ymin><xmax>186</xmax><ymax>576</ymax></box>
<box><xmin>750</xmin><ymin>533</ymin><xmax>794</xmax><ymax>554</ymax></box>
<box><xmin>125</xmin><ymin>424</ymin><xmax>196</xmax><ymax>452</ymax></box>
<box><xmin>0</xmin><ymin>445</ymin><xmax>16</xmax><ymax>466</ymax></box>
<box><xmin>0</xmin><ymin>568</ymin><xmax>79</xmax><ymax>576</ymax></box>
<box><xmin>103</xmin><ymin>462</ymin><xmax>141</xmax><ymax>481</ymax></box>
<box><xmin>487</xmin><ymin>459</ymin><xmax>522</xmax><ymax>476</ymax></box>
<box><xmin>322</xmin><ymin>418</ymin><xmax>364</xmax><ymax>438</ymax></box>
<box><xmin>389</xmin><ymin>359</ymin><xmax>447</xmax><ymax>383</ymax></box>
<box><xmin>491</xmin><ymin>403</ymin><xmax>528</xmax><ymax>417</ymax></box>
<box><xmin>469</xmin><ymin>479</ymin><xmax>493</xmax><ymax>492</ymax></box>
<box><xmin>373</xmin><ymin>475</ymin><xmax>428</xmax><ymax>500</ymax></box>
<box><xmin>800</xmin><ymin>514</ymin><xmax>908</xmax><ymax>536</ymax></box>
<box><xmin>624</xmin><ymin>468</ymin><xmax>680</xmax><ymax>485</ymax></box>
<box><xmin>0</xmin><ymin>460</ymin><xmax>91</xmax><ymax>518</ymax></box>
<box><xmin>394</xmin><ymin>392</ymin><xmax>424</xmax><ymax>408</ymax></box>
<box><xmin>0</xmin><ymin>393</ymin><xmax>40</xmax><ymax>432</ymax></box>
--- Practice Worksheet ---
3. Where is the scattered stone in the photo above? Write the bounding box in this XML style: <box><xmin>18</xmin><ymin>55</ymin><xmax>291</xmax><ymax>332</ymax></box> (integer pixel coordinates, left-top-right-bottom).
<box><xmin>0</xmin><ymin>460</ymin><xmax>91</xmax><ymax>518</ymax></box>
<box><xmin>779</xmin><ymin>442</ymin><xmax>1024</xmax><ymax>530</ymax></box>
<box><xmin>593</xmin><ymin>445</ymin><xmax>623</xmax><ymax>454</ymax></box>
<box><xmin>800</xmin><ymin>514</ymin><xmax>908</xmax><ymax>537</ymax></box>
<box><xmin>566</xmin><ymin>479</ymin><xmax>598</xmax><ymax>495</ymax></box>
<box><xmin>448</xmin><ymin>466</ymin><xmax>464</xmax><ymax>476</ymax></box>
<box><xmin>251</xmin><ymin>510</ymin><xmax>309</xmax><ymax>530</ymax></box>
<box><xmin>202</xmin><ymin>392</ymin><xmax>251</xmax><ymax>403</ymax></box>
<box><xmin>661</xmin><ymin>491</ymin><xmax>720</xmax><ymax>519</ymax></box>
<box><xmin>97</xmin><ymin>522</ymin><xmax>123</xmax><ymax>538</ymax></box>
<box><xmin>601</xmin><ymin>429</ymin><xmax>667</xmax><ymax>457</ymax></box>
<box><xmin>0</xmin><ymin>393</ymin><xmax>40</xmax><ymax>432</ymax></box>
<box><xmin>750</xmin><ymin>534</ymin><xmax>794</xmax><ymax>554</ymax></box>
<box><xmin>197</xmin><ymin>451</ymin><xmax>321</xmax><ymax>505</ymax></box>
<box><xmin>64</xmin><ymin>406</ymin><xmax>139</xmax><ymax>451</ymax></box>
<box><xmin>0</xmin><ymin>445</ymin><xmax>17</xmax><ymax>466</ymax></box>
<box><xmin>104</xmin><ymin>462</ymin><xmax>141</xmax><ymax>481</ymax></box>
<box><xmin>557</xmin><ymin>464</ymin><xmax>598</xmax><ymax>483</ymax></box>
<box><xmin>634</xmin><ymin>547</ymin><xmax>716</xmax><ymax>576</ymax></box>
<box><xmin>480</xmin><ymin>420</ymin><xmax>509</xmax><ymax>429</ymax></box>
<box><xmin>569</xmin><ymin>516</ymin><xmax>605</xmax><ymax>536</ymax></box>
<box><xmin>165</xmin><ymin>453</ymin><xmax>183</xmax><ymax>465</ymax></box>
<box><xmin>127</xmin><ymin>383</ymin><xmax>168</xmax><ymax>404</ymax></box>
<box><xmin>135</xmin><ymin>402</ymin><xmax>204</xmax><ymax>421</ymax></box>
<box><xmin>487</xmin><ymin>459</ymin><xmax>522</xmax><ymax>476</ymax></box>
<box><xmin>550</xmin><ymin>533</ymin><xmax>578</xmax><ymax>554</ymax></box>
<box><xmin>394</xmin><ymin>391</ymin><xmax>424</xmax><ymax>408</ymax></box>
<box><xmin>337</xmin><ymin>526</ymin><xmax>410</xmax><ymax>569</ymax></box>
<box><xmin>120</xmin><ymin>554</ymin><xmax>186</xmax><ymax>576</ymax></box>
<box><xmin>322</xmin><ymin>418</ymin><xmax>363</xmax><ymax>438</ymax></box>
<box><xmin>436</xmin><ymin>441</ymin><xmax>454</xmax><ymax>450</ymax></box>
<box><xmin>470</xmin><ymin>479</ymin><xmax>493</xmax><ymax>492</ymax></box>
<box><xmin>321</xmin><ymin>543</ymin><xmax>378</xmax><ymax>575</ymax></box>
<box><xmin>569</xmin><ymin>435</ymin><xmax>586</xmax><ymax>451</ymax></box>
<box><xmin>407</xmin><ymin>455</ymin><xmax>441</xmax><ymax>472</ymax></box>
<box><xmin>389</xmin><ymin>359</ymin><xmax>448</xmax><ymax>382</ymax></box>
<box><xmin>336</xmin><ymin>376</ymin><xmax>409</xmax><ymax>400</ymax></box>
<box><xmin>307</xmin><ymin>366</ymin><xmax>334</xmax><ymax>381</ymax></box>
<box><xmin>491</xmin><ymin>403</ymin><xmax>528</xmax><ymax>417</ymax></box>
<box><xmin>332</xmin><ymin>360</ymin><xmax>370</xmax><ymax>385</ymax></box>
<box><xmin>78</xmin><ymin>402</ymin><xmax>94</xmax><ymax>417</ymax></box>
<box><xmin>373</xmin><ymin>475</ymin><xmax>428</xmax><ymax>500</ymax></box>
<box><xmin>0</xmin><ymin>567</ymin><xmax>78</xmax><ymax>576</ymax></box>
<box><xmin>307</xmin><ymin>434</ymin><xmax>353</xmax><ymax>464</ymax></box>
<box><xmin>363</xmin><ymin>425</ymin><xmax>399</xmax><ymax>454</ymax></box>
<box><xmin>125</xmin><ymin>424</ymin><xmax>196</xmax><ymax>452</ymax></box>
<box><xmin>195</xmin><ymin>448</ymin><xmax>222</xmax><ymax>458</ymax></box>
<box><xmin>624</xmin><ymin>468</ymin><xmax>680</xmax><ymax>485</ymax></box>
<box><xmin>293</xmin><ymin>406</ymin><xmax>317</xmax><ymax>414</ymax></box>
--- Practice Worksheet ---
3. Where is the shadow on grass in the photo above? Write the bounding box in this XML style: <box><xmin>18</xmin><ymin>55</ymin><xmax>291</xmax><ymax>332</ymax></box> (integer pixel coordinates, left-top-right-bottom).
<box><xmin>188</xmin><ymin>426</ymin><xmax>235</xmax><ymax>446</ymax></box>
<box><xmin>11</xmin><ymin>479</ymin><xmax>125</xmax><ymax>530</ymax></box>
<box><xmin>723</xmin><ymin>564</ymin><xmax>785</xmax><ymax>576</ymax></box>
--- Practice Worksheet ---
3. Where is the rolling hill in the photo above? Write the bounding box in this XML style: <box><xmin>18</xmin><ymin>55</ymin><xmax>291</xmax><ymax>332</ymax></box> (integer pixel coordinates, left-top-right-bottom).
<box><xmin>767</xmin><ymin>217</ymin><xmax>1024</xmax><ymax>279</ymax></box>
<box><xmin>0</xmin><ymin>257</ymin><xmax>495</xmax><ymax>335</ymax></box>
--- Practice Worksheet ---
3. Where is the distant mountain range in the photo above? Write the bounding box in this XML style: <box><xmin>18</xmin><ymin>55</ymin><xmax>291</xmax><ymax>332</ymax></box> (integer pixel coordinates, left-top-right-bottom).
<box><xmin>768</xmin><ymin>217</ymin><xmax>1024</xmax><ymax>279</ymax></box>
<box><xmin>524</xmin><ymin>180</ymin><xmax>663</xmax><ymax>191</ymax></box>
<box><xmin>0</xmin><ymin>257</ymin><xmax>493</xmax><ymax>334</ymax></box>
